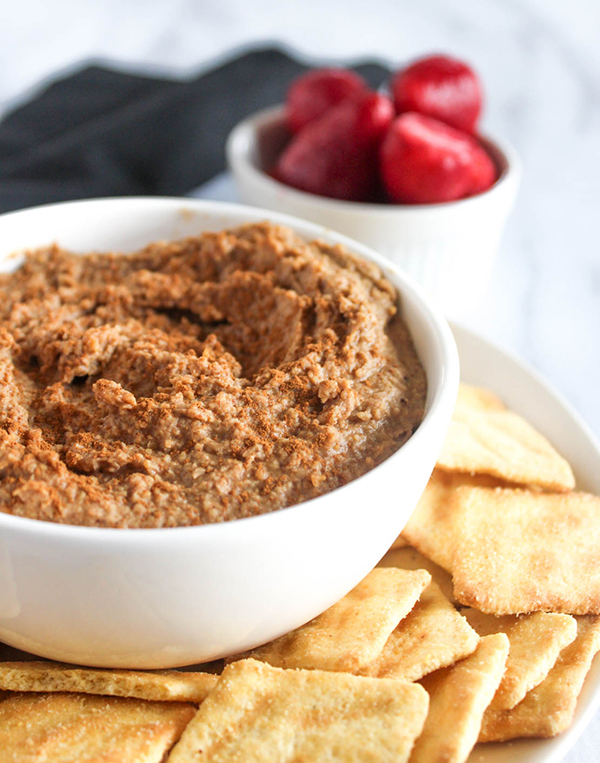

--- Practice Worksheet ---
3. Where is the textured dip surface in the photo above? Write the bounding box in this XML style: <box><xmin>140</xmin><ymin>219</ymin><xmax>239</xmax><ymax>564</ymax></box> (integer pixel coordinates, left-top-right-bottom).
<box><xmin>0</xmin><ymin>223</ymin><xmax>426</xmax><ymax>528</ymax></box>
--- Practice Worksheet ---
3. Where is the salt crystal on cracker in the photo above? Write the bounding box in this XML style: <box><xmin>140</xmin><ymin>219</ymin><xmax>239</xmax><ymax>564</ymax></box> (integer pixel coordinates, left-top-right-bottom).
<box><xmin>167</xmin><ymin>658</ymin><xmax>429</xmax><ymax>763</ymax></box>
<box><xmin>230</xmin><ymin>567</ymin><xmax>431</xmax><ymax>672</ymax></box>
<box><xmin>410</xmin><ymin>633</ymin><xmax>509</xmax><ymax>763</ymax></box>
<box><xmin>452</xmin><ymin>487</ymin><xmax>600</xmax><ymax>615</ymax></box>
<box><xmin>0</xmin><ymin>661</ymin><xmax>218</xmax><ymax>703</ymax></box>
<box><xmin>462</xmin><ymin>610</ymin><xmax>577</xmax><ymax>710</ymax></box>
<box><xmin>479</xmin><ymin>616</ymin><xmax>600</xmax><ymax>741</ymax></box>
<box><xmin>360</xmin><ymin>582</ymin><xmax>479</xmax><ymax>682</ymax></box>
<box><xmin>437</xmin><ymin>383</ymin><xmax>574</xmax><ymax>491</ymax></box>
<box><xmin>0</xmin><ymin>692</ymin><xmax>195</xmax><ymax>763</ymax></box>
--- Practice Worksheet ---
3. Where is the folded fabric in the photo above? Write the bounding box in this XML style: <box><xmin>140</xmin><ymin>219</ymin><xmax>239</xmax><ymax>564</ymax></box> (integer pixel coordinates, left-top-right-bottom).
<box><xmin>0</xmin><ymin>47</ymin><xmax>388</xmax><ymax>212</ymax></box>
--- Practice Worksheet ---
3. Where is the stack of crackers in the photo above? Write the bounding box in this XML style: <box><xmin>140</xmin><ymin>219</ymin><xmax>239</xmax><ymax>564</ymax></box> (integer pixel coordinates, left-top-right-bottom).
<box><xmin>1</xmin><ymin>383</ymin><xmax>599</xmax><ymax>762</ymax></box>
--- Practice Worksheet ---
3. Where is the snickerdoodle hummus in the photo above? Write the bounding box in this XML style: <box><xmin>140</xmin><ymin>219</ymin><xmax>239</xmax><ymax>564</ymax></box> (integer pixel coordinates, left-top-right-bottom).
<box><xmin>0</xmin><ymin>223</ymin><xmax>426</xmax><ymax>528</ymax></box>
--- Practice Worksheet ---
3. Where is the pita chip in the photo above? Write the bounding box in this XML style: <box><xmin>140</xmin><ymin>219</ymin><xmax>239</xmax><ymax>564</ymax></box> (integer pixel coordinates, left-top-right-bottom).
<box><xmin>462</xmin><ymin>610</ymin><xmax>577</xmax><ymax>710</ymax></box>
<box><xmin>437</xmin><ymin>384</ymin><xmax>574</xmax><ymax>491</ymax></box>
<box><xmin>410</xmin><ymin>633</ymin><xmax>509</xmax><ymax>763</ymax></box>
<box><xmin>452</xmin><ymin>487</ymin><xmax>600</xmax><ymax>614</ymax></box>
<box><xmin>401</xmin><ymin>469</ymin><xmax>503</xmax><ymax>572</ymax></box>
<box><xmin>360</xmin><ymin>582</ymin><xmax>479</xmax><ymax>682</ymax></box>
<box><xmin>167</xmin><ymin>659</ymin><xmax>429</xmax><ymax>763</ymax></box>
<box><xmin>0</xmin><ymin>661</ymin><xmax>218</xmax><ymax>703</ymax></box>
<box><xmin>379</xmin><ymin>544</ymin><xmax>456</xmax><ymax>604</ymax></box>
<box><xmin>230</xmin><ymin>567</ymin><xmax>431</xmax><ymax>672</ymax></box>
<box><xmin>479</xmin><ymin>616</ymin><xmax>600</xmax><ymax>741</ymax></box>
<box><xmin>0</xmin><ymin>691</ymin><xmax>195</xmax><ymax>763</ymax></box>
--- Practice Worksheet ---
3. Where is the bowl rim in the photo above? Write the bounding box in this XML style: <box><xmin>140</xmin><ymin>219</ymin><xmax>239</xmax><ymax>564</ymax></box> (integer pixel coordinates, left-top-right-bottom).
<box><xmin>0</xmin><ymin>196</ymin><xmax>459</xmax><ymax>543</ymax></box>
<box><xmin>226</xmin><ymin>104</ymin><xmax>521</xmax><ymax>214</ymax></box>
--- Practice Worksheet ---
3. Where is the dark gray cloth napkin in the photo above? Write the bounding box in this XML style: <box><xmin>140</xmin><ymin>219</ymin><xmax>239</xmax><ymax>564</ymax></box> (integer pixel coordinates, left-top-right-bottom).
<box><xmin>0</xmin><ymin>47</ymin><xmax>388</xmax><ymax>213</ymax></box>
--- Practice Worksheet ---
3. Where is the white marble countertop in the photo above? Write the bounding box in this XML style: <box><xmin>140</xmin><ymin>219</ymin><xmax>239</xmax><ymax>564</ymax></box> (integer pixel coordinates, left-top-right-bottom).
<box><xmin>1</xmin><ymin>1</ymin><xmax>599</xmax><ymax>759</ymax></box>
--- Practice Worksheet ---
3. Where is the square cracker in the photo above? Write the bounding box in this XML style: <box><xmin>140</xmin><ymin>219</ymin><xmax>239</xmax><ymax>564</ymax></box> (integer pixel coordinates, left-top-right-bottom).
<box><xmin>452</xmin><ymin>383</ymin><xmax>506</xmax><ymax>413</ymax></box>
<box><xmin>167</xmin><ymin>658</ymin><xmax>429</xmax><ymax>763</ymax></box>
<box><xmin>451</xmin><ymin>487</ymin><xmax>600</xmax><ymax>614</ymax></box>
<box><xmin>0</xmin><ymin>691</ymin><xmax>195</xmax><ymax>763</ymax></box>
<box><xmin>479</xmin><ymin>616</ymin><xmax>600</xmax><ymax>741</ymax></box>
<box><xmin>0</xmin><ymin>661</ymin><xmax>218</xmax><ymax>703</ymax></box>
<box><xmin>409</xmin><ymin>633</ymin><xmax>509</xmax><ymax>763</ymax></box>
<box><xmin>378</xmin><ymin>544</ymin><xmax>456</xmax><ymax>604</ymax></box>
<box><xmin>401</xmin><ymin>469</ymin><xmax>504</xmax><ymax>572</ymax></box>
<box><xmin>230</xmin><ymin>567</ymin><xmax>431</xmax><ymax>672</ymax></box>
<box><xmin>360</xmin><ymin>582</ymin><xmax>479</xmax><ymax>682</ymax></box>
<box><xmin>391</xmin><ymin>534</ymin><xmax>409</xmax><ymax>550</ymax></box>
<box><xmin>462</xmin><ymin>610</ymin><xmax>577</xmax><ymax>710</ymax></box>
<box><xmin>437</xmin><ymin>383</ymin><xmax>574</xmax><ymax>492</ymax></box>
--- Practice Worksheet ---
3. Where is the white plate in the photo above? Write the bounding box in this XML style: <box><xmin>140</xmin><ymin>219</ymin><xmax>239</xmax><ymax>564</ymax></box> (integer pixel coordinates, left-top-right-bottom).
<box><xmin>451</xmin><ymin>322</ymin><xmax>600</xmax><ymax>763</ymax></box>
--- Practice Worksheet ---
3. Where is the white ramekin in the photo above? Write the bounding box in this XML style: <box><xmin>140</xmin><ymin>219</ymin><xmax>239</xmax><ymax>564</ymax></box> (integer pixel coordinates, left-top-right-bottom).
<box><xmin>0</xmin><ymin>197</ymin><xmax>458</xmax><ymax>668</ymax></box>
<box><xmin>226</xmin><ymin>105</ymin><xmax>521</xmax><ymax>321</ymax></box>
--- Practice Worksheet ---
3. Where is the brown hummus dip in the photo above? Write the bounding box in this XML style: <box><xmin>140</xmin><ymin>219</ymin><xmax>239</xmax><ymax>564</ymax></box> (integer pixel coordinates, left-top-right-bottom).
<box><xmin>0</xmin><ymin>223</ymin><xmax>426</xmax><ymax>528</ymax></box>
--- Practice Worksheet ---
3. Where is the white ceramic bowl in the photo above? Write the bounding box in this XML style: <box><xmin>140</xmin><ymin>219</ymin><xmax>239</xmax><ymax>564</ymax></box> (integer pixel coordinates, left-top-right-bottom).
<box><xmin>226</xmin><ymin>105</ymin><xmax>521</xmax><ymax>321</ymax></box>
<box><xmin>0</xmin><ymin>197</ymin><xmax>458</xmax><ymax>669</ymax></box>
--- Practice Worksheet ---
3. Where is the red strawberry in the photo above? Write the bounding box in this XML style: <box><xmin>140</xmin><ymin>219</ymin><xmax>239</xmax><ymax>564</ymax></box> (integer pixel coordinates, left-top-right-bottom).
<box><xmin>468</xmin><ymin>140</ymin><xmax>498</xmax><ymax>195</ymax></box>
<box><xmin>286</xmin><ymin>68</ymin><xmax>367</xmax><ymax>134</ymax></box>
<box><xmin>380</xmin><ymin>112</ymin><xmax>497</xmax><ymax>204</ymax></box>
<box><xmin>391</xmin><ymin>54</ymin><xmax>482</xmax><ymax>134</ymax></box>
<box><xmin>274</xmin><ymin>91</ymin><xmax>394</xmax><ymax>202</ymax></box>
